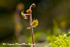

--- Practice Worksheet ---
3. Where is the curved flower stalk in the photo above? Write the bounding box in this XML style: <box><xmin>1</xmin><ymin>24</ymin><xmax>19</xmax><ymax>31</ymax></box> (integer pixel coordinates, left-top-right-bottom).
<box><xmin>21</xmin><ymin>3</ymin><xmax>38</xmax><ymax>47</ymax></box>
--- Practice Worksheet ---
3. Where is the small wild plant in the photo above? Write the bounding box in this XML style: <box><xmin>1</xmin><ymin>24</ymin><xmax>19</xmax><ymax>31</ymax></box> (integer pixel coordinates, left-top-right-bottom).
<box><xmin>21</xmin><ymin>3</ymin><xmax>39</xmax><ymax>47</ymax></box>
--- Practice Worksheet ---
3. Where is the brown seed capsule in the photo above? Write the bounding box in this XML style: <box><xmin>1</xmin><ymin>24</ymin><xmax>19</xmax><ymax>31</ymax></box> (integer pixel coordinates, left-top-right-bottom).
<box><xmin>26</xmin><ymin>9</ymin><xmax>32</xmax><ymax>14</ymax></box>
<box><xmin>32</xmin><ymin>3</ymin><xmax>36</xmax><ymax>8</ymax></box>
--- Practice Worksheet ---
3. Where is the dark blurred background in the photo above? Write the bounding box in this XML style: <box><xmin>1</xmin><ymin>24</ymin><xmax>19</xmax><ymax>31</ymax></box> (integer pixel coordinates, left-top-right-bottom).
<box><xmin>0</xmin><ymin>0</ymin><xmax>70</xmax><ymax>47</ymax></box>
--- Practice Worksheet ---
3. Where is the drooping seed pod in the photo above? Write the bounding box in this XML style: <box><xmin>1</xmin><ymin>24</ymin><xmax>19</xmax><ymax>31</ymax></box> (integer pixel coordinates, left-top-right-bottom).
<box><xmin>32</xmin><ymin>3</ymin><xmax>36</xmax><ymax>8</ymax></box>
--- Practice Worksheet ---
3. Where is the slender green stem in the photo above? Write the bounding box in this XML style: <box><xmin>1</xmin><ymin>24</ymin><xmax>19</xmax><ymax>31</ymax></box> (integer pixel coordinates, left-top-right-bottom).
<box><xmin>29</xmin><ymin>3</ymin><xmax>35</xmax><ymax>47</ymax></box>
<box><xmin>30</xmin><ymin>14</ymin><xmax>34</xmax><ymax>47</ymax></box>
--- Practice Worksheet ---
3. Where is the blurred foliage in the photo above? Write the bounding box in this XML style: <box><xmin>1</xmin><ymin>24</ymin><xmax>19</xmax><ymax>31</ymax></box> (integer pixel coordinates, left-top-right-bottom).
<box><xmin>50</xmin><ymin>32</ymin><xmax>70</xmax><ymax>47</ymax></box>
<box><xmin>28</xmin><ymin>32</ymin><xmax>42</xmax><ymax>43</ymax></box>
